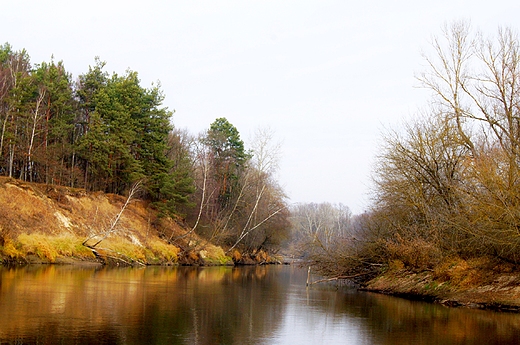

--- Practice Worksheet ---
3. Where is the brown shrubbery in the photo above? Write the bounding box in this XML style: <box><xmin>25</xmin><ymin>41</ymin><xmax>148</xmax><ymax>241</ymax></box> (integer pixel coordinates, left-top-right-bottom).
<box><xmin>359</xmin><ymin>23</ymin><xmax>520</xmax><ymax>270</ymax></box>
<box><xmin>294</xmin><ymin>23</ymin><xmax>520</xmax><ymax>285</ymax></box>
<box><xmin>384</xmin><ymin>237</ymin><xmax>442</xmax><ymax>271</ymax></box>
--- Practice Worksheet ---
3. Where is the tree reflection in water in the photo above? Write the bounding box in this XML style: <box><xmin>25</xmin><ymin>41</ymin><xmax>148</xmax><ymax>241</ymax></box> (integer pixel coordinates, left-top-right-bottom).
<box><xmin>0</xmin><ymin>265</ymin><xmax>519</xmax><ymax>344</ymax></box>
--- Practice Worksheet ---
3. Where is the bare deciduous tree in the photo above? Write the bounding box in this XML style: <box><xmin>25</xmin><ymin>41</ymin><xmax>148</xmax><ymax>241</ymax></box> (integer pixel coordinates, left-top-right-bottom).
<box><xmin>360</xmin><ymin>22</ymin><xmax>520</xmax><ymax>267</ymax></box>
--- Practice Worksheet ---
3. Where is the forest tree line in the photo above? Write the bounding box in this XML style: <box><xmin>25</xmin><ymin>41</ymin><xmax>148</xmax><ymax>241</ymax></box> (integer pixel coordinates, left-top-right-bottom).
<box><xmin>295</xmin><ymin>23</ymin><xmax>520</xmax><ymax>282</ymax></box>
<box><xmin>0</xmin><ymin>44</ymin><xmax>290</xmax><ymax>254</ymax></box>
<box><xmin>9</xmin><ymin>21</ymin><xmax>517</xmax><ymax>270</ymax></box>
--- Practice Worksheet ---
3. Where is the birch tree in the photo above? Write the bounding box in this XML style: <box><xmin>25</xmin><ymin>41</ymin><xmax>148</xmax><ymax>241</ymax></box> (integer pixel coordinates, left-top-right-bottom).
<box><xmin>191</xmin><ymin>122</ymin><xmax>290</xmax><ymax>253</ymax></box>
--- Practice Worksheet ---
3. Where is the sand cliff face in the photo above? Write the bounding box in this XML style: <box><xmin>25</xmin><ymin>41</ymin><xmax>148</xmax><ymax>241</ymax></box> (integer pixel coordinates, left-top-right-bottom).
<box><xmin>0</xmin><ymin>177</ymin><xmax>232</xmax><ymax>266</ymax></box>
<box><xmin>0</xmin><ymin>177</ymin><xmax>167</xmax><ymax>241</ymax></box>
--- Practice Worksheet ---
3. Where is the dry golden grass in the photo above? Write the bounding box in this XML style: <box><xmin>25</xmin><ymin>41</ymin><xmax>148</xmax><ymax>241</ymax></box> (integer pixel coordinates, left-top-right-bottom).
<box><xmin>388</xmin><ymin>259</ymin><xmax>405</xmax><ymax>271</ymax></box>
<box><xmin>52</xmin><ymin>234</ymin><xmax>95</xmax><ymax>259</ymax></box>
<box><xmin>232</xmin><ymin>249</ymin><xmax>242</xmax><ymax>262</ymax></box>
<box><xmin>100</xmin><ymin>238</ymin><xmax>147</xmax><ymax>264</ymax></box>
<box><xmin>433</xmin><ymin>256</ymin><xmax>489</xmax><ymax>289</ymax></box>
<box><xmin>145</xmin><ymin>239</ymin><xmax>179</xmax><ymax>264</ymax></box>
<box><xmin>85</xmin><ymin>236</ymin><xmax>181</xmax><ymax>266</ymax></box>
<box><xmin>1</xmin><ymin>239</ymin><xmax>23</xmax><ymax>259</ymax></box>
<box><xmin>203</xmin><ymin>245</ymin><xmax>233</xmax><ymax>265</ymax></box>
<box><xmin>0</xmin><ymin>183</ymin><xmax>62</xmax><ymax>236</ymax></box>
<box><xmin>18</xmin><ymin>233</ymin><xmax>59</xmax><ymax>262</ymax></box>
<box><xmin>11</xmin><ymin>233</ymin><xmax>96</xmax><ymax>262</ymax></box>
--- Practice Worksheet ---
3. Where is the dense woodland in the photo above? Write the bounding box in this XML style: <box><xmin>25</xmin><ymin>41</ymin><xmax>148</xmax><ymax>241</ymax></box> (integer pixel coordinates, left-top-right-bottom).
<box><xmin>0</xmin><ymin>44</ymin><xmax>290</xmax><ymax>254</ymax></box>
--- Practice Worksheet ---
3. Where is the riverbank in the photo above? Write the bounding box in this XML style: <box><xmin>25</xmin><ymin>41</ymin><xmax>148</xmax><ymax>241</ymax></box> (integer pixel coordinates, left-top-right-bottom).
<box><xmin>361</xmin><ymin>256</ymin><xmax>520</xmax><ymax>312</ymax></box>
<box><xmin>0</xmin><ymin>177</ymin><xmax>279</xmax><ymax>266</ymax></box>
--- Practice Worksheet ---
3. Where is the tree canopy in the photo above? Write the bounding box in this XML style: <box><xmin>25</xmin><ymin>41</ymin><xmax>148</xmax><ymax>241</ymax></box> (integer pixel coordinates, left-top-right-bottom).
<box><xmin>348</xmin><ymin>23</ymin><xmax>520</xmax><ymax>273</ymax></box>
<box><xmin>0</xmin><ymin>48</ymin><xmax>194</xmax><ymax>217</ymax></box>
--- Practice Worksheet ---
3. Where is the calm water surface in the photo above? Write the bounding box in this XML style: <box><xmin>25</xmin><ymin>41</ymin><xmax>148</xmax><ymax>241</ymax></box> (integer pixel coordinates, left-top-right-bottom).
<box><xmin>1</xmin><ymin>265</ymin><xmax>520</xmax><ymax>344</ymax></box>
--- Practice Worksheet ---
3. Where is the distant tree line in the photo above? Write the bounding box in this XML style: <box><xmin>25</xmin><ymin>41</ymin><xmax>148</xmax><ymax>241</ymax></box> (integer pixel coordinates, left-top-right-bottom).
<box><xmin>289</xmin><ymin>202</ymin><xmax>352</xmax><ymax>254</ymax></box>
<box><xmin>0</xmin><ymin>43</ymin><xmax>290</xmax><ymax>254</ymax></box>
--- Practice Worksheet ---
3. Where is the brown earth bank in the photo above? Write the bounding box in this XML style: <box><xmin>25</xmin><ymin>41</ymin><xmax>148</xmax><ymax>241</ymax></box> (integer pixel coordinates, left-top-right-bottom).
<box><xmin>360</xmin><ymin>256</ymin><xmax>520</xmax><ymax>312</ymax></box>
<box><xmin>0</xmin><ymin>177</ymin><xmax>279</xmax><ymax>267</ymax></box>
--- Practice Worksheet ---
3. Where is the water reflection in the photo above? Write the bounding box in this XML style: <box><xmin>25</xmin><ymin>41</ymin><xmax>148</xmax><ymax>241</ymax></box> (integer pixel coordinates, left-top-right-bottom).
<box><xmin>281</xmin><ymin>277</ymin><xmax>520</xmax><ymax>345</ymax></box>
<box><xmin>0</xmin><ymin>265</ymin><xmax>286</xmax><ymax>344</ymax></box>
<box><xmin>0</xmin><ymin>265</ymin><xmax>519</xmax><ymax>344</ymax></box>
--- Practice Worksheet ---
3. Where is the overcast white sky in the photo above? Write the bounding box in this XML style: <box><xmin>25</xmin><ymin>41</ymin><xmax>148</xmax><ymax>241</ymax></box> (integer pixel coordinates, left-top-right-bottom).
<box><xmin>2</xmin><ymin>1</ymin><xmax>519</xmax><ymax>213</ymax></box>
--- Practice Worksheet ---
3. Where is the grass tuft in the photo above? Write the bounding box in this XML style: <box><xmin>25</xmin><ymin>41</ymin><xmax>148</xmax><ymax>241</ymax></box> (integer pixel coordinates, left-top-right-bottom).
<box><xmin>3</xmin><ymin>233</ymin><xmax>96</xmax><ymax>263</ymax></box>
<box><xmin>102</xmin><ymin>238</ymin><xmax>147</xmax><ymax>264</ymax></box>
<box><xmin>1</xmin><ymin>239</ymin><xmax>23</xmax><ymax>260</ymax></box>
<box><xmin>203</xmin><ymin>245</ymin><xmax>233</xmax><ymax>265</ymax></box>
<box><xmin>145</xmin><ymin>239</ymin><xmax>179</xmax><ymax>264</ymax></box>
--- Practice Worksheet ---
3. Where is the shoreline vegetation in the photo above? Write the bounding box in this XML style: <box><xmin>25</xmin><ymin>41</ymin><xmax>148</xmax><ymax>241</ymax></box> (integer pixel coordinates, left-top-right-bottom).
<box><xmin>360</xmin><ymin>257</ymin><xmax>520</xmax><ymax>313</ymax></box>
<box><xmin>299</xmin><ymin>22</ymin><xmax>520</xmax><ymax>314</ymax></box>
<box><xmin>306</xmin><ymin>255</ymin><xmax>520</xmax><ymax>313</ymax></box>
<box><xmin>0</xmin><ymin>177</ymin><xmax>281</xmax><ymax>267</ymax></box>
<box><xmin>2</xmin><ymin>174</ymin><xmax>520</xmax><ymax>312</ymax></box>
<box><xmin>0</xmin><ymin>43</ymin><xmax>292</xmax><ymax>269</ymax></box>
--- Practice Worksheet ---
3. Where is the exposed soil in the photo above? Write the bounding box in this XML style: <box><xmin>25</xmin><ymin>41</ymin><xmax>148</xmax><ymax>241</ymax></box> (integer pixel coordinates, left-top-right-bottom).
<box><xmin>362</xmin><ymin>257</ymin><xmax>520</xmax><ymax>312</ymax></box>
<box><xmin>0</xmin><ymin>177</ymin><xmax>233</xmax><ymax>266</ymax></box>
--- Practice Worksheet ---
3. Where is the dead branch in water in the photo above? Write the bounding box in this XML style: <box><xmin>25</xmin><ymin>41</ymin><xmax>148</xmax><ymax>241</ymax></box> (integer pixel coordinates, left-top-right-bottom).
<box><xmin>307</xmin><ymin>272</ymin><xmax>373</xmax><ymax>286</ymax></box>
<box><xmin>82</xmin><ymin>181</ymin><xmax>146</xmax><ymax>266</ymax></box>
<box><xmin>91</xmin><ymin>247</ymin><xmax>146</xmax><ymax>267</ymax></box>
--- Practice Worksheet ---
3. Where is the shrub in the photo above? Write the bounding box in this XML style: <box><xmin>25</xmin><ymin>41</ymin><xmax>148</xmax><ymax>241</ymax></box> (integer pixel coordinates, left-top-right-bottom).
<box><xmin>203</xmin><ymin>245</ymin><xmax>233</xmax><ymax>265</ymax></box>
<box><xmin>1</xmin><ymin>239</ymin><xmax>23</xmax><ymax>261</ymax></box>
<box><xmin>385</xmin><ymin>237</ymin><xmax>441</xmax><ymax>270</ymax></box>
<box><xmin>232</xmin><ymin>250</ymin><xmax>242</xmax><ymax>262</ymax></box>
<box><xmin>433</xmin><ymin>256</ymin><xmax>487</xmax><ymax>288</ymax></box>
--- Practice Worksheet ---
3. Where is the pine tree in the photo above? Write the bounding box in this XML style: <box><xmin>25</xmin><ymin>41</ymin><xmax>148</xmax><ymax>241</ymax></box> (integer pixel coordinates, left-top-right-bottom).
<box><xmin>31</xmin><ymin>60</ymin><xmax>76</xmax><ymax>185</ymax></box>
<box><xmin>205</xmin><ymin>117</ymin><xmax>249</xmax><ymax>208</ymax></box>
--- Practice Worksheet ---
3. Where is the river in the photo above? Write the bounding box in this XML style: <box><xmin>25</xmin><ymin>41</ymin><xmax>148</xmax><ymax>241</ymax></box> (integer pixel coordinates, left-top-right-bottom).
<box><xmin>1</xmin><ymin>264</ymin><xmax>519</xmax><ymax>344</ymax></box>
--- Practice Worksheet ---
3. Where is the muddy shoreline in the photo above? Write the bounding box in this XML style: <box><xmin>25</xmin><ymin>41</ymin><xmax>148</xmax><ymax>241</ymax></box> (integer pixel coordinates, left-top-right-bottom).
<box><xmin>360</xmin><ymin>268</ymin><xmax>520</xmax><ymax>313</ymax></box>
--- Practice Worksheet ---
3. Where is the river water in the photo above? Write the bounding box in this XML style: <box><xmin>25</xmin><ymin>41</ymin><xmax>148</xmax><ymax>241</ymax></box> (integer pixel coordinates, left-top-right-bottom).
<box><xmin>1</xmin><ymin>264</ymin><xmax>520</xmax><ymax>344</ymax></box>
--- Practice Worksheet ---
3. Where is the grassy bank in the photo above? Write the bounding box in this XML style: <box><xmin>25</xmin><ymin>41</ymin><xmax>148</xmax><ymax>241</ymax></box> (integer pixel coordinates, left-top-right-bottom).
<box><xmin>362</xmin><ymin>256</ymin><xmax>520</xmax><ymax>312</ymax></box>
<box><xmin>2</xmin><ymin>232</ymin><xmax>186</xmax><ymax>266</ymax></box>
